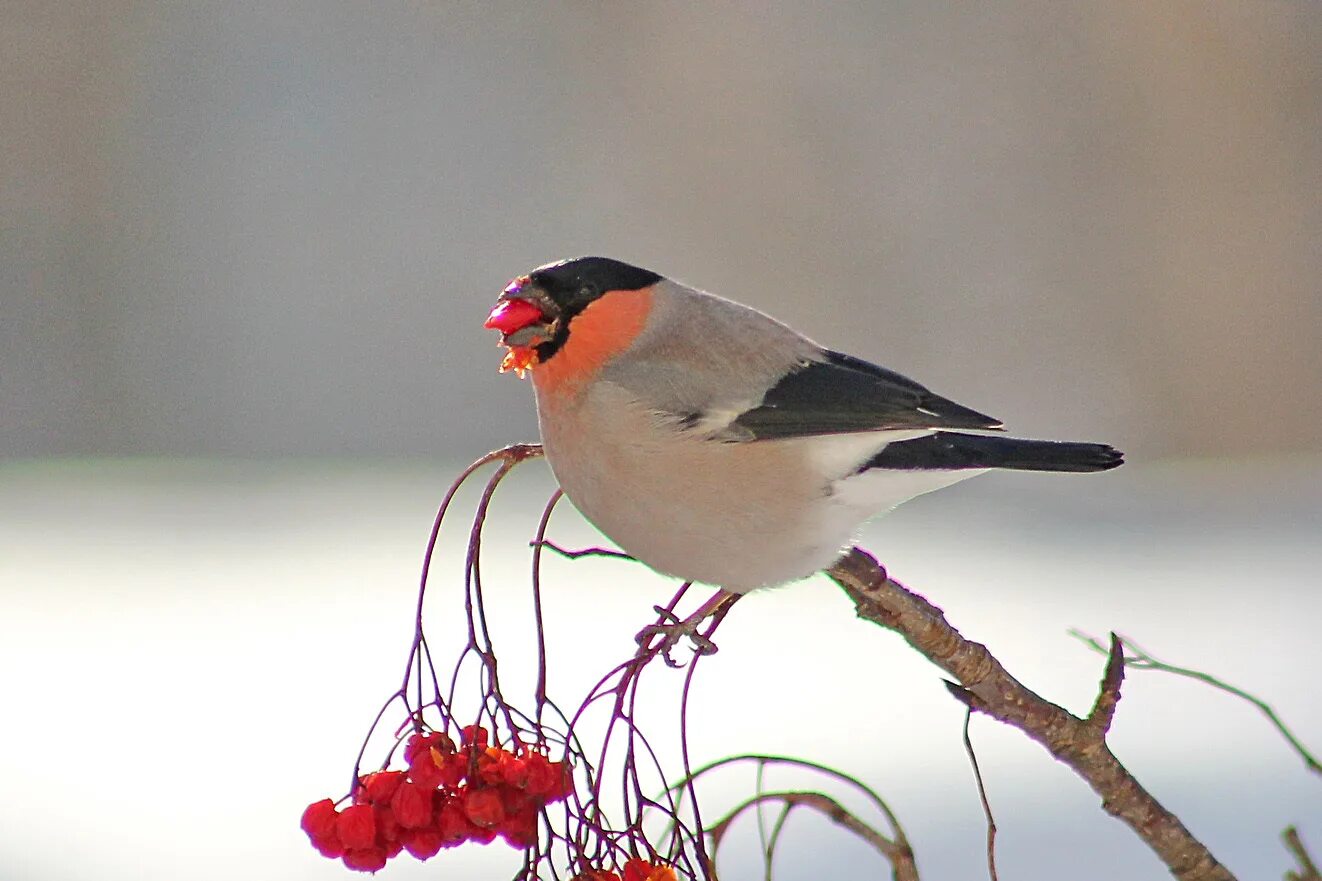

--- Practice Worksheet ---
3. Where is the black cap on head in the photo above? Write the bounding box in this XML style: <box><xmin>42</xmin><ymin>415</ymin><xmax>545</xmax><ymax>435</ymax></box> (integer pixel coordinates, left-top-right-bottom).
<box><xmin>528</xmin><ymin>257</ymin><xmax>663</xmax><ymax>316</ymax></box>
<box><xmin>506</xmin><ymin>257</ymin><xmax>663</xmax><ymax>363</ymax></box>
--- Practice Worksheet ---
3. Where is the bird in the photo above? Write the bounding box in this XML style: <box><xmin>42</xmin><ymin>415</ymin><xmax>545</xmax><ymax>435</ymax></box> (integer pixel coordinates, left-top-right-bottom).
<box><xmin>484</xmin><ymin>256</ymin><xmax>1122</xmax><ymax>597</ymax></box>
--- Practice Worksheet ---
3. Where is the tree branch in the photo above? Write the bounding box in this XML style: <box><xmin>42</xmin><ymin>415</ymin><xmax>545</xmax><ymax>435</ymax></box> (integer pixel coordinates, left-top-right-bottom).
<box><xmin>827</xmin><ymin>547</ymin><xmax>1235</xmax><ymax>881</ymax></box>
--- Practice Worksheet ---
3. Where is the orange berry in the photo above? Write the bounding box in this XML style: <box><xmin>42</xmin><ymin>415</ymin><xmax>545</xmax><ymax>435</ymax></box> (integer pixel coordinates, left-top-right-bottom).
<box><xmin>623</xmin><ymin>858</ymin><xmax>678</xmax><ymax>881</ymax></box>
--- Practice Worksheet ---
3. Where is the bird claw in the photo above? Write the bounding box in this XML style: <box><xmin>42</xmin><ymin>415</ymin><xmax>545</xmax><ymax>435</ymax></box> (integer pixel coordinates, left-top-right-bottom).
<box><xmin>635</xmin><ymin>605</ymin><xmax>720</xmax><ymax>667</ymax></box>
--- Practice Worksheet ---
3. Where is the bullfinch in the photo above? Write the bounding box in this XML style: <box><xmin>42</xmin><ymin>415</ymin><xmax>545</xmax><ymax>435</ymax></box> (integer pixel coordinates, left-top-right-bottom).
<box><xmin>485</xmin><ymin>256</ymin><xmax>1123</xmax><ymax>594</ymax></box>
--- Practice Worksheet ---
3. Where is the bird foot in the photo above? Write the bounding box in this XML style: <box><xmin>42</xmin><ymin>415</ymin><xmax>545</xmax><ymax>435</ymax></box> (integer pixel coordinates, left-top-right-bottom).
<box><xmin>635</xmin><ymin>606</ymin><xmax>720</xmax><ymax>667</ymax></box>
<box><xmin>634</xmin><ymin>591</ymin><xmax>739</xmax><ymax>668</ymax></box>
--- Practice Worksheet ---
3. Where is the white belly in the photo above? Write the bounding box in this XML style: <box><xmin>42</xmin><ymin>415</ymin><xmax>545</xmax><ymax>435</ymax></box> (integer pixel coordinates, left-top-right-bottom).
<box><xmin>535</xmin><ymin>382</ymin><xmax>979</xmax><ymax>592</ymax></box>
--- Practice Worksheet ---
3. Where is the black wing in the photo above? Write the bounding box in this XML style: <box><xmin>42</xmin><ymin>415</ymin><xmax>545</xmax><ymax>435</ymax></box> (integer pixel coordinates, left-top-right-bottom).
<box><xmin>863</xmin><ymin>432</ymin><xmax>1123</xmax><ymax>472</ymax></box>
<box><xmin>730</xmin><ymin>351</ymin><xmax>1003</xmax><ymax>440</ymax></box>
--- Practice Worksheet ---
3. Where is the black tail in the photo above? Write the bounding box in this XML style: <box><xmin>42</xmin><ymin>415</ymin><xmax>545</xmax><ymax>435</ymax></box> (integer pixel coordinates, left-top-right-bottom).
<box><xmin>864</xmin><ymin>432</ymin><xmax>1124</xmax><ymax>473</ymax></box>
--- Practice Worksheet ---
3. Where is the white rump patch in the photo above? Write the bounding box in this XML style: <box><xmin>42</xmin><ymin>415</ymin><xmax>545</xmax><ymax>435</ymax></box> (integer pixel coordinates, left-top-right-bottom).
<box><xmin>802</xmin><ymin>429</ymin><xmax>933</xmax><ymax>480</ymax></box>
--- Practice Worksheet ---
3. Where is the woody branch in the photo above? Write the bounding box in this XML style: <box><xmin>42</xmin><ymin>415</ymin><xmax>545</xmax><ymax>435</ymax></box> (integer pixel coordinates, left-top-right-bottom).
<box><xmin>827</xmin><ymin>547</ymin><xmax>1234</xmax><ymax>881</ymax></box>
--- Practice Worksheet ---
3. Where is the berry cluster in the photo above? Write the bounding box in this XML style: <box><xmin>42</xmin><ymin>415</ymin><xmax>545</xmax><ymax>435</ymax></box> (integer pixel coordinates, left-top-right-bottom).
<box><xmin>572</xmin><ymin>859</ymin><xmax>678</xmax><ymax>881</ymax></box>
<box><xmin>301</xmin><ymin>726</ymin><xmax>572</xmax><ymax>872</ymax></box>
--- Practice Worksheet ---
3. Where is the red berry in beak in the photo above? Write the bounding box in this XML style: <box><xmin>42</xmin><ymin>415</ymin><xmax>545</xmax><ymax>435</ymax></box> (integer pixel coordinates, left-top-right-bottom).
<box><xmin>484</xmin><ymin>298</ymin><xmax>545</xmax><ymax>335</ymax></box>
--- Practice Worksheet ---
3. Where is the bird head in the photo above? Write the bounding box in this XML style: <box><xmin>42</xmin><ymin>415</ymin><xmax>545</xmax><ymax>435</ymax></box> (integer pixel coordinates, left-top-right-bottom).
<box><xmin>485</xmin><ymin>257</ymin><xmax>661</xmax><ymax>377</ymax></box>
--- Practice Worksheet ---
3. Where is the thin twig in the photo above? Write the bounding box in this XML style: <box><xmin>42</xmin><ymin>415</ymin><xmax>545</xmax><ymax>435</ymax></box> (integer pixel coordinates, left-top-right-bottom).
<box><xmin>671</xmin><ymin>753</ymin><xmax>913</xmax><ymax>855</ymax></box>
<box><xmin>533</xmin><ymin>540</ymin><xmax>637</xmax><ymax>562</ymax></box>
<box><xmin>706</xmin><ymin>790</ymin><xmax>918</xmax><ymax>881</ymax></box>
<box><xmin>754</xmin><ymin>761</ymin><xmax>771</xmax><ymax>881</ymax></box>
<box><xmin>830</xmin><ymin>548</ymin><xmax>1235</xmax><ymax>881</ymax></box>
<box><xmin>947</xmin><ymin>692</ymin><xmax>998</xmax><ymax>881</ymax></box>
<box><xmin>762</xmin><ymin>800</ymin><xmax>791</xmax><ymax>880</ymax></box>
<box><xmin>1084</xmin><ymin>633</ymin><xmax>1126</xmax><ymax>736</ymax></box>
<box><xmin>1070</xmin><ymin>629</ymin><xmax>1321</xmax><ymax>779</ymax></box>
<box><xmin>1285</xmin><ymin>826</ymin><xmax>1322</xmax><ymax>881</ymax></box>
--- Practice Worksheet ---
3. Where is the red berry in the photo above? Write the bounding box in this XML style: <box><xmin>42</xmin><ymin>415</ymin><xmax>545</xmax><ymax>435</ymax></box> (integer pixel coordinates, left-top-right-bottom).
<box><xmin>460</xmin><ymin>725</ymin><xmax>489</xmax><ymax>747</ymax></box>
<box><xmin>622</xmin><ymin>859</ymin><xmax>676</xmax><ymax>881</ymax></box>
<box><xmin>498</xmin><ymin>805</ymin><xmax>538</xmax><ymax>849</ymax></box>
<box><xmin>301</xmin><ymin>799</ymin><xmax>339</xmax><ymax>840</ymax></box>
<box><xmin>408</xmin><ymin>749</ymin><xmax>445</xmax><ymax>789</ymax></box>
<box><xmin>475</xmin><ymin>748</ymin><xmax>507</xmax><ymax>786</ymax></box>
<box><xmin>468</xmin><ymin>824</ymin><xmax>497</xmax><ymax>845</ymax></box>
<box><xmin>462</xmin><ymin>788</ymin><xmax>506</xmax><ymax>828</ymax></box>
<box><xmin>550</xmin><ymin>761</ymin><xmax>573</xmax><ymax>800</ymax></box>
<box><xmin>523</xmin><ymin>755</ymin><xmax>556</xmax><ymax>797</ymax></box>
<box><xmin>501</xmin><ymin>753</ymin><xmax>533</xmax><ymax>789</ymax></box>
<box><xmin>526</xmin><ymin>757</ymin><xmax>573</xmax><ymax>803</ymax></box>
<box><xmin>438</xmin><ymin>752</ymin><xmax>468</xmax><ymax>788</ymax></box>
<box><xmin>404</xmin><ymin>730</ymin><xmax>455</xmax><ymax>764</ymax></box>
<box><xmin>500</xmin><ymin>788</ymin><xmax>536</xmax><ymax>816</ymax></box>
<box><xmin>435</xmin><ymin>799</ymin><xmax>473</xmax><ymax>845</ymax></box>
<box><xmin>484</xmin><ymin>297</ymin><xmax>546</xmax><ymax>335</ymax></box>
<box><xmin>374</xmin><ymin>805</ymin><xmax>401</xmax><ymax>843</ymax></box>
<box><xmin>309</xmin><ymin>834</ymin><xmax>345</xmax><ymax>859</ymax></box>
<box><xmin>391</xmin><ymin>781</ymin><xmax>433</xmax><ymax>829</ymax></box>
<box><xmin>342</xmin><ymin>847</ymin><xmax>388</xmax><ymax>872</ymax></box>
<box><xmin>402</xmin><ymin>828</ymin><xmax>443</xmax><ymax>860</ymax></box>
<box><xmin>335</xmin><ymin>804</ymin><xmax>377</xmax><ymax>851</ymax></box>
<box><xmin>358</xmin><ymin>770</ymin><xmax>405</xmax><ymax>805</ymax></box>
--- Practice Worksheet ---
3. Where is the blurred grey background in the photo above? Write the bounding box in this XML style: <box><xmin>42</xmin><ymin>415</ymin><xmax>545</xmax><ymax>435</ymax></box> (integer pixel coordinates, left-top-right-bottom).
<box><xmin>3</xmin><ymin>5</ymin><xmax>1321</xmax><ymax>881</ymax></box>
<box><xmin>4</xmin><ymin>1</ymin><xmax>1319</xmax><ymax>459</ymax></box>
